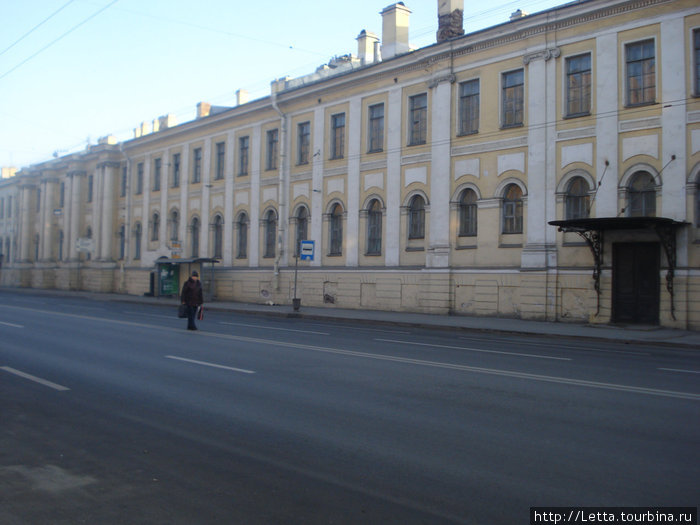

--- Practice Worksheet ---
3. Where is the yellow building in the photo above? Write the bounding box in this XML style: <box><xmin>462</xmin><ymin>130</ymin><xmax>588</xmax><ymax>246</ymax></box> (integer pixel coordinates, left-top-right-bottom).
<box><xmin>1</xmin><ymin>0</ymin><xmax>699</xmax><ymax>329</ymax></box>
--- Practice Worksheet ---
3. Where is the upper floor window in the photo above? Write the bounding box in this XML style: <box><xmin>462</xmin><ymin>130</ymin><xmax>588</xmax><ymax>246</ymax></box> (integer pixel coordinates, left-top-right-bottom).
<box><xmin>172</xmin><ymin>153</ymin><xmax>181</xmax><ymax>188</ymax></box>
<box><xmin>151</xmin><ymin>212</ymin><xmax>160</xmax><ymax>242</ymax></box>
<box><xmin>87</xmin><ymin>176</ymin><xmax>92</xmax><ymax>203</ymax></box>
<box><xmin>133</xmin><ymin>222</ymin><xmax>142</xmax><ymax>260</ymax></box>
<box><xmin>329</xmin><ymin>203</ymin><xmax>343</xmax><ymax>255</ymax></box>
<box><xmin>330</xmin><ymin>113</ymin><xmax>345</xmax><ymax>159</ymax></box>
<box><xmin>565</xmin><ymin>177</ymin><xmax>591</xmax><ymax>220</ymax></box>
<box><xmin>266</xmin><ymin>129</ymin><xmax>278</xmax><ymax>171</ymax></box>
<box><xmin>368</xmin><ymin>103</ymin><xmax>384</xmax><ymax>152</ymax></box>
<box><xmin>135</xmin><ymin>163</ymin><xmax>144</xmax><ymax>195</ymax></box>
<box><xmin>215</xmin><ymin>142</ymin><xmax>225</xmax><ymax>180</ymax></box>
<box><xmin>458</xmin><ymin>79</ymin><xmax>479</xmax><ymax>135</ymax></box>
<box><xmin>408</xmin><ymin>93</ymin><xmax>427</xmax><ymax>145</ymax></box>
<box><xmin>502</xmin><ymin>184</ymin><xmax>523</xmax><ymax>234</ymax></box>
<box><xmin>120</xmin><ymin>167</ymin><xmax>127</xmax><ymax>197</ymax></box>
<box><xmin>627</xmin><ymin>171</ymin><xmax>656</xmax><ymax>217</ymax></box>
<box><xmin>153</xmin><ymin>158</ymin><xmax>161</xmax><ymax>191</ymax></box>
<box><xmin>408</xmin><ymin>195</ymin><xmax>425</xmax><ymax>239</ymax></box>
<box><xmin>190</xmin><ymin>217</ymin><xmax>200</xmax><ymax>257</ymax></box>
<box><xmin>566</xmin><ymin>53</ymin><xmax>591</xmax><ymax>117</ymax></box>
<box><xmin>59</xmin><ymin>182</ymin><xmax>65</xmax><ymax>208</ymax></box>
<box><xmin>238</xmin><ymin>136</ymin><xmax>249</xmax><ymax>176</ymax></box>
<box><xmin>502</xmin><ymin>69</ymin><xmax>524</xmax><ymax>128</ymax></box>
<box><xmin>192</xmin><ymin>148</ymin><xmax>202</xmax><ymax>184</ymax></box>
<box><xmin>626</xmin><ymin>40</ymin><xmax>655</xmax><ymax>106</ymax></box>
<box><xmin>297</xmin><ymin>122</ymin><xmax>310</xmax><ymax>165</ymax></box>
<box><xmin>458</xmin><ymin>189</ymin><xmax>478</xmax><ymax>237</ymax></box>
<box><xmin>169</xmin><ymin>210</ymin><xmax>179</xmax><ymax>242</ymax></box>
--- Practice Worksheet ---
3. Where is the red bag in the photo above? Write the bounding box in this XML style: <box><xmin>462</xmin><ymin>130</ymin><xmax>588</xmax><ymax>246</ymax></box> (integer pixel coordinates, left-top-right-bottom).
<box><xmin>197</xmin><ymin>306</ymin><xmax>204</xmax><ymax>320</ymax></box>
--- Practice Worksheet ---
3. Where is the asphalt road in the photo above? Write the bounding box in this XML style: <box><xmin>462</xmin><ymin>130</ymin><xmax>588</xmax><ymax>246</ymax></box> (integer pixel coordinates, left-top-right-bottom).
<box><xmin>1</xmin><ymin>293</ymin><xmax>698</xmax><ymax>524</ymax></box>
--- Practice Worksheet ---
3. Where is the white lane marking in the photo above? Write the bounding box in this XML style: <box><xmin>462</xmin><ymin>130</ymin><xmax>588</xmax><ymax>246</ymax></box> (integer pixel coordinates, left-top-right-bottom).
<box><xmin>165</xmin><ymin>355</ymin><xmax>255</xmax><ymax>375</ymax></box>
<box><xmin>220</xmin><ymin>321</ymin><xmax>329</xmax><ymax>335</ymax></box>
<box><xmin>123</xmin><ymin>311</ymin><xmax>174</xmax><ymax>320</ymax></box>
<box><xmin>375</xmin><ymin>338</ymin><xmax>572</xmax><ymax>361</ymax></box>
<box><xmin>0</xmin><ymin>321</ymin><xmax>24</xmax><ymax>328</ymax></box>
<box><xmin>658</xmin><ymin>368</ymin><xmax>700</xmax><ymax>375</ymax></box>
<box><xmin>458</xmin><ymin>336</ymin><xmax>651</xmax><ymax>356</ymax></box>
<box><xmin>0</xmin><ymin>366</ymin><xmax>70</xmax><ymax>391</ymax></box>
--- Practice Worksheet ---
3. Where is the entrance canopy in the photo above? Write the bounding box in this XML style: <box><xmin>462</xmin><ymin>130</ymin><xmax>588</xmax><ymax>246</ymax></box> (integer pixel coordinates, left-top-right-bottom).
<box><xmin>549</xmin><ymin>217</ymin><xmax>688</xmax><ymax>318</ymax></box>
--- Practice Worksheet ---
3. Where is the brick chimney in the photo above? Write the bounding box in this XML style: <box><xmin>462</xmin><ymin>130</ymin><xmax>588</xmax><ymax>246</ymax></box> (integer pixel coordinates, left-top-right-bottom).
<box><xmin>437</xmin><ymin>0</ymin><xmax>464</xmax><ymax>43</ymax></box>
<box><xmin>357</xmin><ymin>29</ymin><xmax>380</xmax><ymax>65</ymax></box>
<box><xmin>381</xmin><ymin>3</ymin><xmax>411</xmax><ymax>59</ymax></box>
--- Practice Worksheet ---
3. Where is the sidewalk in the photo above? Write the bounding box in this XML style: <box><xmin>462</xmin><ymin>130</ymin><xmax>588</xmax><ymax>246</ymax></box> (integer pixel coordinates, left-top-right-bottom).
<box><xmin>6</xmin><ymin>286</ymin><xmax>700</xmax><ymax>348</ymax></box>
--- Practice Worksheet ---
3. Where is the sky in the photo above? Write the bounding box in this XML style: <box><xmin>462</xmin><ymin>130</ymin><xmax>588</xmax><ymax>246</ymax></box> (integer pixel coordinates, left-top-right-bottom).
<box><xmin>0</xmin><ymin>0</ymin><xmax>568</xmax><ymax>170</ymax></box>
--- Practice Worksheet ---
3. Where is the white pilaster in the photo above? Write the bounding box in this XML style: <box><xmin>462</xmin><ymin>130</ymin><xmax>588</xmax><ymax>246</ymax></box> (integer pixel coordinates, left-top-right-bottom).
<box><xmin>386</xmin><ymin>86</ymin><xmax>402</xmax><ymax>266</ymax></box>
<box><xmin>595</xmin><ymin>32</ymin><xmax>619</xmax><ymax>217</ymax></box>
<box><xmin>346</xmin><ymin>96</ymin><xmax>362</xmax><ymax>266</ymax></box>
<box><xmin>249</xmin><ymin>127</ymin><xmax>261</xmax><ymax>267</ymax></box>
<box><xmin>311</xmin><ymin>108</ymin><xmax>325</xmax><ymax>267</ymax></box>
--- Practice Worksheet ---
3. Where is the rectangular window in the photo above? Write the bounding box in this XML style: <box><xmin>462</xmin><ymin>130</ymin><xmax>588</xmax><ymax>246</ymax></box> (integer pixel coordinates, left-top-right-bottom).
<box><xmin>330</xmin><ymin>113</ymin><xmax>345</xmax><ymax>159</ymax></box>
<box><xmin>566</xmin><ymin>53</ymin><xmax>591</xmax><ymax>117</ymax></box>
<box><xmin>215</xmin><ymin>142</ymin><xmax>225</xmax><ymax>180</ymax></box>
<box><xmin>153</xmin><ymin>158</ymin><xmax>161</xmax><ymax>191</ymax></box>
<box><xmin>120</xmin><ymin>167</ymin><xmax>127</xmax><ymax>197</ymax></box>
<box><xmin>192</xmin><ymin>148</ymin><xmax>202</xmax><ymax>183</ymax></box>
<box><xmin>408</xmin><ymin>93</ymin><xmax>427</xmax><ymax>145</ymax></box>
<box><xmin>458</xmin><ymin>79</ymin><xmax>479</xmax><ymax>135</ymax></box>
<box><xmin>238</xmin><ymin>136</ymin><xmax>249</xmax><ymax>176</ymax></box>
<box><xmin>266</xmin><ymin>129</ymin><xmax>278</xmax><ymax>170</ymax></box>
<box><xmin>368</xmin><ymin>103</ymin><xmax>384</xmax><ymax>152</ymax></box>
<box><xmin>502</xmin><ymin>69</ymin><xmax>524</xmax><ymax>127</ymax></box>
<box><xmin>626</xmin><ymin>39</ymin><xmax>655</xmax><ymax>106</ymax></box>
<box><xmin>135</xmin><ymin>163</ymin><xmax>143</xmax><ymax>195</ymax></box>
<box><xmin>172</xmin><ymin>153</ymin><xmax>181</xmax><ymax>188</ymax></box>
<box><xmin>297</xmin><ymin>122</ymin><xmax>310</xmax><ymax>165</ymax></box>
<box><xmin>87</xmin><ymin>175</ymin><xmax>93</xmax><ymax>203</ymax></box>
<box><xmin>59</xmin><ymin>182</ymin><xmax>65</xmax><ymax>207</ymax></box>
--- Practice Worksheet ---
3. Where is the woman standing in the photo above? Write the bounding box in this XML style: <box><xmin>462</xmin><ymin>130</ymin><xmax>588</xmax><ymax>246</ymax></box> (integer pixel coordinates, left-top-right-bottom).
<box><xmin>180</xmin><ymin>270</ymin><xmax>203</xmax><ymax>330</ymax></box>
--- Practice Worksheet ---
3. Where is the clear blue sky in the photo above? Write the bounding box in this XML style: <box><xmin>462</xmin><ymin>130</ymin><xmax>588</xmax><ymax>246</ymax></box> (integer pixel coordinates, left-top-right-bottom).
<box><xmin>0</xmin><ymin>0</ymin><xmax>567</xmax><ymax>169</ymax></box>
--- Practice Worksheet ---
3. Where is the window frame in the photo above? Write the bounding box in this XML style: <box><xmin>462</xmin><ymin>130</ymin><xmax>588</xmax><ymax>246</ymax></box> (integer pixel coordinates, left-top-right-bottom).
<box><xmin>297</xmin><ymin>121</ymin><xmax>311</xmax><ymax>165</ymax></box>
<box><xmin>627</xmin><ymin>171</ymin><xmax>656</xmax><ymax>217</ymax></box>
<box><xmin>236</xmin><ymin>212</ymin><xmax>248</xmax><ymax>259</ymax></box>
<box><xmin>501</xmin><ymin>184</ymin><xmax>523</xmax><ymax>234</ymax></box>
<box><xmin>329</xmin><ymin>203</ymin><xmax>343</xmax><ymax>256</ymax></box>
<box><xmin>625</xmin><ymin>39</ymin><xmax>656</xmax><ymax>107</ymax></box>
<box><xmin>266</xmin><ymin>129</ymin><xmax>278</xmax><ymax>171</ymax></box>
<box><xmin>565</xmin><ymin>53</ymin><xmax>592</xmax><ymax>118</ymax></box>
<box><xmin>458</xmin><ymin>79</ymin><xmax>480</xmax><ymax>136</ymax></box>
<box><xmin>408</xmin><ymin>195</ymin><xmax>426</xmax><ymax>240</ymax></box>
<box><xmin>215</xmin><ymin>142</ymin><xmax>225</xmax><ymax>180</ymax></box>
<box><xmin>458</xmin><ymin>189</ymin><xmax>478</xmax><ymax>237</ymax></box>
<box><xmin>153</xmin><ymin>158</ymin><xmax>161</xmax><ymax>191</ymax></box>
<box><xmin>368</xmin><ymin>103</ymin><xmax>384</xmax><ymax>153</ymax></box>
<box><xmin>192</xmin><ymin>147</ymin><xmax>202</xmax><ymax>184</ymax></box>
<box><xmin>366</xmin><ymin>199</ymin><xmax>383</xmax><ymax>256</ymax></box>
<box><xmin>264</xmin><ymin>209</ymin><xmax>277</xmax><ymax>258</ymax></box>
<box><xmin>238</xmin><ymin>136</ymin><xmax>249</xmax><ymax>176</ymax></box>
<box><xmin>501</xmin><ymin>69</ymin><xmax>524</xmax><ymax>128</ymax></box>
<box><xmin>330</xmin><ymin>113</ymin><xmax>345</xmax><ymax>160</ymax></box>
<box><xmin>172</xmin><ymin>153</ymin><xmax>181</xmax><ymax>188</ymax></box>
<box><xmin>565</xmin><ymin>177</ymin><xmax>591</xmax><ymax>220</ymax></box>
<box><xmin>408</xmin><ymin>93</ymin><xmax>428</xmax><ymax>146</ymax></box>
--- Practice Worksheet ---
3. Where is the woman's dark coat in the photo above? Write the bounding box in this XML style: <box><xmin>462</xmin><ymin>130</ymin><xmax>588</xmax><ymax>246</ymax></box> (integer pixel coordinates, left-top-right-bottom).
<box><xmin>180</xmin><ymin>278</ymin><xmax>203</xmax><ymax>306</ymax></box>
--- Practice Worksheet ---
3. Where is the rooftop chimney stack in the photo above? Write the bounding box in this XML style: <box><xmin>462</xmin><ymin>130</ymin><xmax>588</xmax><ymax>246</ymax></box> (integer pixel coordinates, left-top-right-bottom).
<box><xmin>381</xmin><ymin>2</ymin><xmax>411</xmax><ymax>59</ymax></box>
<box><xmin>436</xmin><ymin>0</ymin><xmax>464</xmax><ymax>43</ymax></box>
<box><xmin>357</xmin><ymin>29</ymin><xmax>380</xmax><ymax>65</ymax></box>
<box><xmin>236</xmin><ymin>89</ymin><xmax>250</xmax><ymax>106</ymax></box>
<box><xmin>196</xmin><ymin>102</ymin><xmax>211</xmax><ymax>119</ymax></box>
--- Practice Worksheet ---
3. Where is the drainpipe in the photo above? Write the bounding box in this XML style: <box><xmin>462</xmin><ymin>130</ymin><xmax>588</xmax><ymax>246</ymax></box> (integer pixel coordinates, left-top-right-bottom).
<box><xmin>119</xmin><ymin>142</ymin><xmax>131</xmax><ymax>293</ymax></box>
<box><xmin>271</xmin><ymin>90</ymin><xmax>288</xmax><ymax>291</ymax></box>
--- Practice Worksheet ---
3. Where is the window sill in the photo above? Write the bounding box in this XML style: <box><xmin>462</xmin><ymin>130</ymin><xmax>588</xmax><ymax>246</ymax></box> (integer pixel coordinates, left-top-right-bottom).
<box><xmin>455</xmin><ymin>244</ymin><xmax>477</xmax><ymax>250</ymax></box>
<box><xmin>405</xmin><ymin>246</ymin><xmax>425</xmax><ymax>252</ymax></box>
<box><xmin>500</xmin><ymin>123</ymin><xmax>524</xmax><ymax>130</ymax></box>
<box><xmin>563</xmin><ymin>112</ymin><xmax>591</xmax><ymax>120</ymax></box>
<box><xmin>498</xmin><ymin>243</ymin><xmax>522</xmax><ymax>249</ymax></box>
<box><xmin>457</xmin><ymin>130</ymin><xmax>478</xmax><ymax>137</ymax></box>
<box><xmin>327</xmin><ymin>253</ymin><xmax>343</xmax><ymax>257</ymax></box>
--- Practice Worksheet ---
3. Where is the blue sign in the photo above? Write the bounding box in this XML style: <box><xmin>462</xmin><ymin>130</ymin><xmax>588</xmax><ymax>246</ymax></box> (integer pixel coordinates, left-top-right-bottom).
<box><xmin>300</xmin><ymin>240</ymin><xmax>315</xmax><ymax>261</ymax></box>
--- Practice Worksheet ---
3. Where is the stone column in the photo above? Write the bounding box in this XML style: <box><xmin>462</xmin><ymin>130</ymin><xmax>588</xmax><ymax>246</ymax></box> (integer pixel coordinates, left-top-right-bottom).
<box><xmin>67</xmin><ymin>171</ymin><xmax>85</xmax><ymax>261</ymax></box>
<box><xmin>41</xmin><ymin>178</ymin><xmax>57</xmax><ymax>261</ymax></box>
<box><xmin>385</xmin><ymin>86</ymin><xmax>402</xmax><ymax>267</ymax></box>
<box><xmin>346</xmin><ymin>96</ymin><xmax>362</xmax><ymax>267</ymax></box>
<box><xmin>18</xmin><ymin>183</ymin><xmax>34</xmax><ymax>261</ymax></box>
<box><xmin>99</xmin><ymin>162</ymin><xmax>118</xmax><ymax>260</ymax></box>
<box><xmin>201</xmin><ymin>139</ymin><xmax>212</xmax><ymax>258</ymax></box>
<box><xmin>427</xmin><ymin>73</ymin><xmax>453</xmax><ymax>268</ymax></box>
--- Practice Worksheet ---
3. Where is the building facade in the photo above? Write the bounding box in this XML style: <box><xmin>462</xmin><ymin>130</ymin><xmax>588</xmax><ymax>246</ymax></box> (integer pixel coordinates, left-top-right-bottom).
<box><xmin>2</xmin><ymin>0</ymin><xmax>700</xmax><ymax>329</ymax></box>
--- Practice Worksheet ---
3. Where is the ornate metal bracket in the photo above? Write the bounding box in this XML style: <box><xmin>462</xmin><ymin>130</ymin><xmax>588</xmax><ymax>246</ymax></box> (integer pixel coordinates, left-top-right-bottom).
<box><xmin>557</xmin><ymin>227</ymin><xmax>603</xmax><ymax>315</ymax></box>
<box><xmin>655</xmin><ymin>224</ymin><xmax>677</xmax><ymax>320</ymax></box>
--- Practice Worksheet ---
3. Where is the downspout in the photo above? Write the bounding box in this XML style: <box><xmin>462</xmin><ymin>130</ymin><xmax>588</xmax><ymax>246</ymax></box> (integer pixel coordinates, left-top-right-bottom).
<box><xmin>119</xmin><ymin>142</ymin><xmax>131</xmax><ymax>293</ymax></box>
<box><xmin>271</xmin><ymin>90</ymin><xmax>288</xmax><ymax>291</ymax></box>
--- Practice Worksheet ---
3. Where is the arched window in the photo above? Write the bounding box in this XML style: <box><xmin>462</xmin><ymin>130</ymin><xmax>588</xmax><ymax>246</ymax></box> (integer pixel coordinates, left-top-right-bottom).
<box><xmin>408</xmin><ymin>195</ymin><xmax>425</xmax><ymax>239</ymax></box>
<box><xmin>264</xmin><ymin>210</ymin><xmax>277</xmax><ymax>258</ymax></box>
<box><xmin>133</xmin><ymin>222</ymin><xmax>142</xmax><ymax>260</ymax></box>
<box><xmin>169</xmin><ymin>210</ymin><xmax>179</xmax><ymax>242</ymax></box>
<box><xmin>118</xmin><ymin>225</ymin><xmax>125</xmax><ymax>260</ymax></box>
<box><xmin>212</xmin><ymin>215</ymin><xmax>223</xmax><ymax>259</ymax></box>
<box><xmin>367</xmin><ymin>199</ymin><xmax>382</xmax><ymax>255</ymax></box>
<box><xmin>502</xmin><ymin>184</ymin><xmax>523</xmax><ymax>234</ymax></box>
<box><xmin>151</xmin><ymin>212</ymin><xmax>160</xmax><ymax>242</ymax></box>
<box><xmin>295</xmin><ymin>206</ymin><xmax>308</xmax><ymax>257</ymax></box>
<box><xmin>458</xmin><ymin>189</ymin><xmax>478</xmax><ymax>236</ymax></box>
<box><xmin>236</xmin><ymin>212</ymin><xmax>248</xmax><ymax>259</ymax></box>
<box><xmin>627</xmin><ymin>171</ymin><xmax>656</xmax><ymax>217</ymax></box>
<box><xmin>190</xmin><ymin>217</ymin><xmax>199</xmax><ymax>258</ymax></box>
<box><xmin>565</xmin><ymin>177</ymin><xmax>590</xmax><ymax>220</ymax></box>
<box><xmin>329</xmin><ymin>203</ymin><xmax>343</xmax><ymax>255</ymax></box>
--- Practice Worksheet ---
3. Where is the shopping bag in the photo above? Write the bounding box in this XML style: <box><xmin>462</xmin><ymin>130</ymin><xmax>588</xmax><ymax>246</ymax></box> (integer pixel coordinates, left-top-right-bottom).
<box><xmin>197</xmin><ymin>306</ymin><xmax>204</xmax><ymax>321</ymax></box>
<box><xmin>178</xmin><ymin>304</ymin><xmax>187</xmax><ymax>318</ymax></box>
